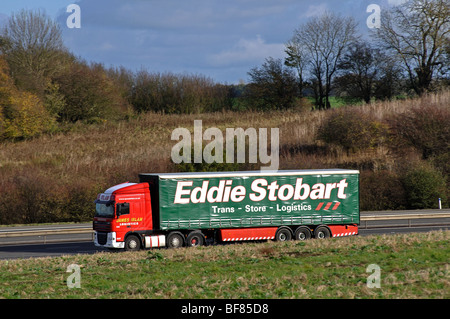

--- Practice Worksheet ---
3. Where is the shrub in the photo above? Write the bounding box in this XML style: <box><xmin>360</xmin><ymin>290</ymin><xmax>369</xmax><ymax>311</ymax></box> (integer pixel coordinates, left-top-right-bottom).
<box><xmin>2</xmin><ymin>172</ymin><xmax>52</xmax><ymax>224</ymax></box>
<box><xmin>54</xmin><ymin>62</ymin><xmax>128</xmax><ymax>123</ymax></box>
<box><xmin>389</xmin><ymin>105</ymin><xmax>450</xmax><ymax>159</ymax></box>
<box><xmin>317</xmin><ymin>108</ymin><xmax>389</xmax><ymax>153</ymax></box>
<box><xmin>173</xmin><ymin>144</ymin><xmax>254</xmax><ymax>172</ymax></box>
<box><xmin>130</xmin><ymin>71</ymin><xmax>232</xmax><ymax>114</ymax></box>
<box><xmin>3</xmin><ymin>91</ymin><xmax>55</xmax><ymax>140</ymax></box>
<box><xmin>0</xmin><ymin>170</ymin><xmax>100</xmax><ymax>225</ymax></box>
<box><xmin>64</xmin><ymin>181</ymin><xmax>104</xmax><ymax>222</ymax></box>
<box><xmin>401</xmin><ymin>164</ymin><xmax>448</xmax><ymax>209</ymax></box>
<box><xmin>360</xmin><ymin>170</ymin><xmax>407</xmax><ymax>211</ymax></box>
<box><xmin>0</xmin><ymin>56</ymin><xmax>55</xmax><ymax>140</ymax></box>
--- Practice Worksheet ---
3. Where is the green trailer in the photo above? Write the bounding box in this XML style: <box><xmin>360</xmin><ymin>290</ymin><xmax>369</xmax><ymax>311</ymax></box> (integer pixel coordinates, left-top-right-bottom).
<box><xmin>94</xmin><ymin>169</ymin><xmax>360</xmax><ymax>250</ymax></box>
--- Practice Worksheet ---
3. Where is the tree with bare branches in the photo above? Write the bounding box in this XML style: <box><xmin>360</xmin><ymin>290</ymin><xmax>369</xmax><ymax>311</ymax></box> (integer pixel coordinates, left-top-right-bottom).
<box><xmin>374</xmin><ymin>0</ymin><xmax>450</xmax><ymax>95</ymax></box>
<box><xmin>0</xmin><ymin>9</ymin><xmax>70</xmax><ymax>94</ymax></box>
<box><xmin>286</xmin><ymin>12</ymin><xmax>358</xmax><ymax>109</ymax></box>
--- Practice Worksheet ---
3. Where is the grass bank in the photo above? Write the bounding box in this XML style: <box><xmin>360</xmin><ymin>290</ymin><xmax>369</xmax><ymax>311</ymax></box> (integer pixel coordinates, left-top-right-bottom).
<box><xmin>0</xmin><ymin>231</ymin><xmax>448</xmax><ymax>299</ymax></box>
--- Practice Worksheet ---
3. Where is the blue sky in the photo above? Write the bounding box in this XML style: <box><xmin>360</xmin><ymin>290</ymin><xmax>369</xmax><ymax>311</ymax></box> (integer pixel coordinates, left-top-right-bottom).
<box><xmin>0</xmin><ymin>0</ymin><xmax>405</xmax><ymax>84</ymax></box>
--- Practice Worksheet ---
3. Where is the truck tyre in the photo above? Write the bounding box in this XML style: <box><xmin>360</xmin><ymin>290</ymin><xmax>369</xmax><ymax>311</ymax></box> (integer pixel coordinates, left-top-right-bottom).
<box><xmin>294</xmin><ymin>226</ymin><xmax>312</xmax><ymax>240</ymax></box>
<box><xmin>186</xmin><ymin>231</ymin><xmax>204</xmax><ymax>247</ymax></box>
<box><xmin>314</xmin><ymin>226</ymin><xmax>331</xmax><ymax>239</ymax></box>
<box><xmin>275</xmin><ymin>227</ymin><xmax>292</xmax><ymax>242</ymax></box>
<box><xmin>125</xmin><ymin>235</ymin><xmax>141</xmax><ymax>251</ymax></box>
<box><xmin>167</xmin><ymin>232</ymin><xmax>185</xmax><ymax>248</ymax></box>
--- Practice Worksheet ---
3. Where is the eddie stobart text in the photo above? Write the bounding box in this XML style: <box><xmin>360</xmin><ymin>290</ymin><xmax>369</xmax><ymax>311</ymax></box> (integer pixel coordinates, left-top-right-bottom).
<box><xmin>173</xmin><ymin>177</ymin><xmax>349</xmax><ymax>205</ymax></box>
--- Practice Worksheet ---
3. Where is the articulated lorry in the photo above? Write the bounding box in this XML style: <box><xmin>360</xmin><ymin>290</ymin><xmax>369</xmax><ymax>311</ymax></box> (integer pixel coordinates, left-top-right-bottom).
<box><xmin>93</xmin><ymin>169</ymin><xmax>359</xmax><ymax>250</ymax></box>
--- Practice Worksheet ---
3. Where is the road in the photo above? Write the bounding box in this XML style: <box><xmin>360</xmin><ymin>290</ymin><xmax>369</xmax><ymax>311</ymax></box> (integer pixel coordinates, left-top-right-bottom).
<box><xmin>0</xmin><ymin>241</ymin><xmax>108</xmax><ymax>260</ymax></box>
<box><xmin>0</xmin><ymin>223</ymin><xmax>93</xmax><ymax>246</ymax></box>
<box><xmin>0</xmin><ymin>218</ymin><xmax>448</xmax><ymax>260</ymax></box>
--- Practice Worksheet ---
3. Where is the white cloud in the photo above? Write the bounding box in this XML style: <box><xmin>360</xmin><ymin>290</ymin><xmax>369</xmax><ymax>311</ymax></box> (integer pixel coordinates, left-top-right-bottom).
<box><xmin>387</xmin><ymin>0</ymin><xmax>409</xmax><ymax>6</ymax></box>
<box><xmin>208</xmin><ymin>35</ymin><xmax>285</xmax><ymax>67</ymax></box>
<box><xmin>51</xmin><ymin>0</ymin><xmax>383</xmax><ymax>83</ymax></box>
<box><xmin>304</xmin><ymin>3</ymin><xmax>328</xmax><ymax>18</ymax></box>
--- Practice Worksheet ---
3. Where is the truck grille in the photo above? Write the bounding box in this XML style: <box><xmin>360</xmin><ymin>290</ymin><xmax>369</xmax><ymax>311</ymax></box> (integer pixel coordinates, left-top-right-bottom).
<box><xmin>97</xmin><ymin>232</ymin><xmax>108</xmax><ymax>245</ymax></box>
<box><xmin>93</xmin><ymin>221</ymin><xmax>111</xmax><ymax>232</ymax></box>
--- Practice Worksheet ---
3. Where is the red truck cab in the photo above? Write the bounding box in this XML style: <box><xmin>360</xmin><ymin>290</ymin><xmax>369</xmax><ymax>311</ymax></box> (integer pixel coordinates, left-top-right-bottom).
<box><xmin>93</xmin><ymin>182</ymin><xmax>152</xmax><ymax>249</ymax></box>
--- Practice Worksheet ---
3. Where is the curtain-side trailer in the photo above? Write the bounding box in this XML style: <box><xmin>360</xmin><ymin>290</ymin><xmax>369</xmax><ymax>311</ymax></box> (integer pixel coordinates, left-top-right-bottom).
<box><xmin>93</xmin><ymin>169</ymin><xmax>359</xmax><ymax>250</ymax></box>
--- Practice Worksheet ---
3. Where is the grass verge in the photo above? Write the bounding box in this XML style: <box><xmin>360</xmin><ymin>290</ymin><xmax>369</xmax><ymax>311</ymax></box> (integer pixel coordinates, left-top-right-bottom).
<box><xmin>0</xmin><ymin>231</ymin><xmax>448</xmax><ymax>299</ymax></box>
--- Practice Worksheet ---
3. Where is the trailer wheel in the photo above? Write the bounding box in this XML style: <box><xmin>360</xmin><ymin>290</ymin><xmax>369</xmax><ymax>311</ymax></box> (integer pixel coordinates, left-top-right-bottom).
<box><xmin>167</xmin><ymin>232</ymin><xmax>185</xmax><ymax>248</ymax></box>
<box><xmin>186</xmin><ymin>231</ymin><xmax>204</xmax><ymax>247</ymax></box>
<box><xmin>294</xmin><ymin>226</ymin><xmax>312</xmax><ymax>240</ymax></box>
<box><xmin>314</xmin><ymin>226</ymin><xmax>331</xmax><ymax>239</ymax></box>
<box><xmin>275</xmin><ymin>227</ymin><xmax>292</xmax><ymax>242</ymax></box>
<box><xmin>125</xmin><ymin>235</ymin><xmax>141</xmax><ymax>251</ymax></box>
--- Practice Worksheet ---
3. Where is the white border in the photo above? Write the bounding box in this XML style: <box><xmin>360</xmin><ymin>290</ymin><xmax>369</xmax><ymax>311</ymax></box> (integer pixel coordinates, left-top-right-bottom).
<box><xmin>140</xmin><ymin>169</ymin><xmax>359</xmax><ymax>180</ymax></box>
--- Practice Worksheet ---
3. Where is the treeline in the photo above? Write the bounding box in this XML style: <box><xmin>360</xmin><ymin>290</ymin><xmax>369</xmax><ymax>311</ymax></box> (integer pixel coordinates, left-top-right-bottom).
<box><xmin>0</xmin><ymin>10</ymin><xmax>125</xmax><ymax>140</ymax></box>
<box><xmin>248</xmin><ymin>0</ymin><xmax>449</xmax><ymax>110</ymax></box>
<box><xmin>128</xmin><ymin>70</ymin><xmax>232</xmax><ymax>114</ymax></box>
<box><xmin>0</xmin><ymin>10</ymin><xmax>238</xmax><ymax>142</ymax></box>
<box><xmin>1</xmin><ymin>2</ymin><xmax>449</xmax><ymax>141</ymax></box>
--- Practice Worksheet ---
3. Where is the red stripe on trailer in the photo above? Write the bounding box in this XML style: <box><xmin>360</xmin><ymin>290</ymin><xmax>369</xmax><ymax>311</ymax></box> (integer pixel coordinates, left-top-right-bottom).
<box><xmin>316</xmin><ymin>201</ymin><xmax>340</xmax><ymax>211</ymax></box>
<box><xmin>329</xmin><ymin>225</ymin><xmax>358</xmax><ymax>238</ymax></box>
<box><xmin>220</xmin><ymin>227</ymin><xmax>277</xmax><ymax>242</ymax></box>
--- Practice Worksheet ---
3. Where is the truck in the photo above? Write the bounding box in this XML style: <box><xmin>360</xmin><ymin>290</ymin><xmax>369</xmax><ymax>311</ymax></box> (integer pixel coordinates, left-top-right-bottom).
<box><xmin>93</xmin><ymin>169</ymin><xmax>359</xmax><ymax>251</ymax></box>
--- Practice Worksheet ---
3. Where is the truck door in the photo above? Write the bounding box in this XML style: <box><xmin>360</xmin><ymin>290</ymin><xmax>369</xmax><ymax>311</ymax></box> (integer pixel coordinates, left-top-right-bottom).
<box><xmin>114</xmin><ymin>201</ymin><xmax>130</xmax><ymax>242</ymax></box>
<box><xmin>116</xmin><ymin>202</ymin><xmax>130</xmax><ymax>217</ymax></box>
<box><xmin>116</xmin><ymin>198</ymin><xmax>146</xmax><ymax>231</ymax></box>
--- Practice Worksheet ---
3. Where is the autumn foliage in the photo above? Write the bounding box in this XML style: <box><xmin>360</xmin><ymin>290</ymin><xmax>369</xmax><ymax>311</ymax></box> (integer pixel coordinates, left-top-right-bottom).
<box><xmin>0</xmin><ymin>57</ymin><xmax>54</xmax><ymax>140</ymax></box>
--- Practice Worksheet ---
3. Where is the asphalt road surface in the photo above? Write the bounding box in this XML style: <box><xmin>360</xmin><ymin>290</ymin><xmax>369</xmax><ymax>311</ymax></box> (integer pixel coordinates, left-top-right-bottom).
<box><xmin>0</xmin><ymin>241</ymin><xmax>107</xmax><ymax>260</ymax></box>
<box><xmin>0</xmin><ymin>224</ymin><xmax>448</xmax><ymax>260</ymax></box>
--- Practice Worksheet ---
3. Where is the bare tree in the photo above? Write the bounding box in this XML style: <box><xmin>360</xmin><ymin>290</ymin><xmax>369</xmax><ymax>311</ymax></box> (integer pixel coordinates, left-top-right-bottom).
<box><xmin>284</xmin><ymin>40</ymin><xmax>308</xmax><ymax>98</ymax></box>
<box><xmin>287</xmin><ymin>12</ymin><xmax>358</xmax><ymax>109</ymax></box>
<box><xmin>0</xmin><ymin>9</ymin><xmax>69</xmax><ymax>94</ymax></box>
<box><xmin>374</xmin><ymin>0</ymin><xmax>450</xmax><ymax>95</ymax></box>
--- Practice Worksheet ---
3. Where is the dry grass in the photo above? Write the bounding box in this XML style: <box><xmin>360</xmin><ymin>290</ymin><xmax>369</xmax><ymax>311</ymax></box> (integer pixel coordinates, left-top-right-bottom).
<box><xmin>0</xmin><ymin>91</ymin><xmax>448</xmax><ymax>223</ymax></box>
<box><xmin>1</xmin><ymin>91</ymin><xmax>448</xmax><ymax>176</ymax></box>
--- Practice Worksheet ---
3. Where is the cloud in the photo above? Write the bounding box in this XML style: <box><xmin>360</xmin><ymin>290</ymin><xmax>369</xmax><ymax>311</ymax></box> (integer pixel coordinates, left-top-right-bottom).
<box><xmin>208</xmin><ymin>35</ymin><xmax>285</xmax><ymax>67</ymax></box>
<box><xmin>304</xmin><ymin>4</ymin><xmax>329</xmax><ymax>18</ymax></box>
<box><xmin>50</xmin><ymin>0</ymin><xmax>385</xmax><ymax>83</ymax></box>
<box><xmin>58</xmin><ymin>0</ymin><xmax>294</xmax><ymax>76</ymax></box>
<box><xmin>387</xmin><ymin>0</ymin><xmax>409</xmax><ymax>6</ymax></box>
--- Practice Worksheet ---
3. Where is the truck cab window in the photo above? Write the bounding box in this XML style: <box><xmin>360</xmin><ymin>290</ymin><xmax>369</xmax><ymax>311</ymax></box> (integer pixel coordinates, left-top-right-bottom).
<box><xmin>95</xmin><ymin>202</ymin><xmax>115</xmax><ymax>218</ymax></box>
<box><xmin>116</xmin><ymin>203</ymin><xmax>130</xmax><ymax>217</ymax></box>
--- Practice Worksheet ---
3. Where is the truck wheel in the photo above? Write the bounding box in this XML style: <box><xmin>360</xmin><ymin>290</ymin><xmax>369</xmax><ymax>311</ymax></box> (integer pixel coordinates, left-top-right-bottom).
<box><xmin>186</xmin><ymin>231</ymin><xmax>204</xmax><ymax>247</ymax></box>
<box><xmin>275</xmin><ymin>227</ymin><xmax>292</xmax><ymax>242</ymax></box>
<box><xmin>314</xmin><ymin>226</ymin><xmax>331</xmax><ymax>239</ymax></box>
<box><xmin>125</xmin><ymin>235</ymin><xmax>141</xmax><ymax>251</ymax></box>
<box><xmin>167</xmin><ymin>232</ymin><xmax>185</xmax><ymax>248</ymax></box>
<box><xmin>294</xmin><ymin>226</ymin><xmax>312</xmax><ymax>240</ymax></box>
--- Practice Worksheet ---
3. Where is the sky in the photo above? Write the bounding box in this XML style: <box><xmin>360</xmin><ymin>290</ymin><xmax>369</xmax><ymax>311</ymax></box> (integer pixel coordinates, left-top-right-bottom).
<box><xmin>0</xmin><ymin>0</ymin><xmax>407</xmax><ymax>84</ymax></box>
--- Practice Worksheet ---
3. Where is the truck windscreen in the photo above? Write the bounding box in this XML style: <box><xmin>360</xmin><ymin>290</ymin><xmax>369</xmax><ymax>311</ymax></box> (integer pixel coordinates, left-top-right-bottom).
<box><xmin>95</xmin><ymin>202</ymin><xmax>115</xmax><ymax>218</ymax></box>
